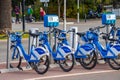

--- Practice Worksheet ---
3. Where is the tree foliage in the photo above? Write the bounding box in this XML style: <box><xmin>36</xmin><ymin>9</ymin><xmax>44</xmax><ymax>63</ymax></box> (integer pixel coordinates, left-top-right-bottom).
<box><xmin>12</xmin><ymin>0</ymin><xmax>36</xmax><ymax>7</ymax></box>
<box><xmin>11</xmin><ymin>0</ymin><xmax>120</xmax><ymax>19</ymax></box>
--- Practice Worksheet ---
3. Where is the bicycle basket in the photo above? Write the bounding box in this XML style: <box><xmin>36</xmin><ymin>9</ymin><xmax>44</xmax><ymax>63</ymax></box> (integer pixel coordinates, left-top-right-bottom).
<box><xmin>59</xmin><ymin>31</ymin><xmax>66</xmax><ymax>37</ymax></box>
<box><xmin>86</xmin><ymin>31</ymin><xmax>94</xmax><ymax>40</ymax></box>
<box><xmin>39</xmin><ymin>32</ymin><xmax>43</xmax><ymax>41</ymax></box>
<box><xmin>10</xmin><ymin>33</ymin><xmax>16</xmax><ymax>42</ymax></box>
<box><xmin>81</xmin><ymin>35</ymin><xmax>88</xmax><ymax>42</ymax></box>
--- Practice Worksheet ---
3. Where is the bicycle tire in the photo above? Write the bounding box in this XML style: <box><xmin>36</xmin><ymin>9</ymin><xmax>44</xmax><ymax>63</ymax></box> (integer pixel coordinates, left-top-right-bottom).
<box><xmin>34</xmin><ymin>55</ymin><xmax>49</xmax><ymax>74</ymax></box>
<box><xmin>59</xmin><ymin>54</ymin><xmax>74</xmax><ymax>72</ymax></box>
<box><xmin>78</xmin><ymin>50</ymin><xmax>97</xmax><ymax>69</ymax></box>
<box><xmin>107</xmin><ymin>58</ymin><xmax>120</xmax><ymax>70</ymax></box>
<box><xmin>10</xmin><ymin>45</ymin><xmax>22</xmax><ymax>69</ymax></box>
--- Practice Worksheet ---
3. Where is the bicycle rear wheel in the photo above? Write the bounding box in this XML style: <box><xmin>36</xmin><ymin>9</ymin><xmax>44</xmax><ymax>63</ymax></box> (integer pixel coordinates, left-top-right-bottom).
<box><xmin>34</xmin><ymin>55</ymin><xmax>49</xmax><ymax>74</ymax></box>
<box><xmin>10</xmin><ymin>45</ymin><xmax>22</xmax><ymax>69</ymax></box>
<box><xmin>107</xmin><ymin>57</ymin><xmax>120</xmax><ymax>70</ymax></box>
<box><xmin>59</xmin><ymin>54</ymin><xmax>74</xmax><ymax>72</ymax></box>
<box><xmin>78</xmin><ymin>50</ymin><xmax>97</xmax><ymax>69</ymax></box>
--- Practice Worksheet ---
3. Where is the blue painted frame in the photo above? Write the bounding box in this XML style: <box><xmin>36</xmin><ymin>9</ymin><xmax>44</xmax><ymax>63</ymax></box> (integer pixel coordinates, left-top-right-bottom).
<box><xmin>39</xmin><ymin>31</ymin><xmax>73</xmax><ymax>61</ymax></box>
<box><xmin>10</xmin><ymin>32</ymin><xmax>48</xmax><ymax>63</ymax></box>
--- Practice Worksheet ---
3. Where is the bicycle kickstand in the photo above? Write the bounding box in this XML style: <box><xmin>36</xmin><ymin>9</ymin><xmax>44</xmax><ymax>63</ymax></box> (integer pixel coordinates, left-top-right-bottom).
<box><xmin>17</xmin><ymin>57</ymin><xmax>23</xmax><ymax>71</ymax></box>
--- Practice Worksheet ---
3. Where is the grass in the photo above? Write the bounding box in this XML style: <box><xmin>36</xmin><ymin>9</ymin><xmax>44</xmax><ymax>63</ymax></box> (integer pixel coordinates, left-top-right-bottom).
<box><xmin>0</xmin><ymin>32</ymin><xmax>29</xmax><ymax>40</ymax></box>
<box><xmin>0</xmin><ymin>34</ymin><xmax>7</xmax><ymax>40</ymax></box>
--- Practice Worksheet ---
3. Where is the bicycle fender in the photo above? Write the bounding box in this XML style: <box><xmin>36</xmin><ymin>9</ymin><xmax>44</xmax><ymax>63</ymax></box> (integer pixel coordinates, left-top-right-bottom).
<box><xmin>58</xmin><ymin>48</ymin><xmax>71</xmax><ymax>58</ymax></box>
<box><xmin>35</xmin><ymin>47</ymin><xmax>49</xmax><ymax>56</ymax></box>
<box><xmin>79</xmin><ymin>43</ymin><xmax>94</xmax><ymax>55</ymax></box>
<box><xmin>61</xmin><ymin>45</ymin><xmax>72</xmax><ymax>53</ymax></box>
<box><xmin>109</xmin><ymin>44</ymin><xmax>120</xmax><ymax>56</ymax></box>
<box><xmin>29</xmin><ymin>47</ymin><xmax>48</xmax><ymax>61</ymax></box>
<box><xmin>57</xmin><ymin>45</ymin><xmax>72</xmax><ymax>58</ymax></box>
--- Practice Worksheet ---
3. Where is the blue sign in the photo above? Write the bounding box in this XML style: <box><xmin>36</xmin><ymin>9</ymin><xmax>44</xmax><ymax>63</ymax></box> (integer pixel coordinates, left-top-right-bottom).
<box><xmin>40</xmin><ymin>0</ymin><xmax>49</xmax><ymax>2</ymax></box>
<box><xmin>44</xmin><ymin>15</ymin><xmax>59</xmax><ymax>27</ymax></box>
<box><xmin>102</xmin><ymin>13</ymin><xmax>116</xmax><ymax>25</ymax></box>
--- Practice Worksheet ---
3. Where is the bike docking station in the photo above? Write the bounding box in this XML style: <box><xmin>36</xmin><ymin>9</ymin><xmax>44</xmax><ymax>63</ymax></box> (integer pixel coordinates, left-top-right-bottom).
<box><xmin>0</xmin><ymin>31</ymin><xmax>20</xmax><ymax>73</ymax></box>
<box><xmin>1</xmin><ymin>28</ymin><xmax>50</xmax><ymax>74</ymax></box>
<box><xmin>0</xmin><ymin>28</ymin><xmax>41</xmax><ymax>74</ymax></box>
<box><xmin>0</xmin><ymin>31</ymin><xmax>12</xmax><ymax>73</ymax></box>
<box><xmin>69</xmin><ymin>27</ymin><xmax>79</xmax><ymax>65</ymax></box>
<box><xmin>102</xmin><ymin>13</ymin><xmax>116</xmax><ymax>36</ymax></box>
<box><xmin>28</xmin><ymin>28</ymin><xmax>39</xmax><ymax>53</ymax></box>
<box><xmin>43</xmin><ymin>15</ymin><xmax>59</xmax><ymax>65</ymax></box>
<box><xmin>43</xmin><ymin>15</ymin><xmax>75</xmax><ymax>72</ymax></box>
<box><xmin>44</xmin><ymin>15</ymin><xmax>59</xmax><ymax>46</ymax></box>
<box><xmin>70</xmin><ymin>27</ymin><xmax>78</xmax><ymax>50</ymax></box>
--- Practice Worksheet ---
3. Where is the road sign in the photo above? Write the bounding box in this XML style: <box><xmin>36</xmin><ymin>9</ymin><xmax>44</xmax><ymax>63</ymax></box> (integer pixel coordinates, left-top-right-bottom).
<box><xmin>40</xmin><ymin>0</ymin><xmax>50</xmax><ymax>2</ymax></box>
<box><xmin>44</xmin><ymin>2</ymin><xmax>48</xmax><ymax>7</ymax></box>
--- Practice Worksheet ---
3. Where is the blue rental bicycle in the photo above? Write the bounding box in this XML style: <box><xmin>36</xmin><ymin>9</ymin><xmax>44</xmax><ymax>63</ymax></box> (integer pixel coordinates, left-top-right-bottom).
<box><xmin>106</xmin><ymin>25</ymin><xmax>120</xmax><ymax>43</ymax></box>
<box><xmin>57</xmin><ymin>29</ymin><xmax>97</xmax><ymax>69</ymax></box>
<box><xmin>8</xmin><ymin>31</ymin><xmax>50</xmax><ymax>74</ymax></box>
<box><xmin>86</xmin><ymin>26</ymin><xmax>120</xmax><ymax>70</ymax></box>
<box><xmin>39</xmin><ymin>28</ymin><xmax>74</xmax><ymax>72</ymax></box>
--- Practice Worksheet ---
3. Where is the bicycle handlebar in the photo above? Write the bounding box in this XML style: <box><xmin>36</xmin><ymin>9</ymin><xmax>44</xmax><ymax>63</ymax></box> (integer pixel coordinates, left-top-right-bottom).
<box><xmin>6</xmin><ymin>31</ymin><xmax>29</xmax><ymax>37</ymax></box>
<box><xmin>89</xmin><ymin>26</ymin><xmax>105</xmax><ymax>31</ymax></box>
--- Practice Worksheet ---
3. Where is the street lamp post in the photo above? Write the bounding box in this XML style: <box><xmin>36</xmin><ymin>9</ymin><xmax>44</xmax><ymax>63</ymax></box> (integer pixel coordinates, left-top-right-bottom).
<box><xmin>22</xmin><ymin>0</ymin><xmax>25</xmax><ymax>32</ymax></box>
<box><xmin>77</xmin><ymin>0</ymin><xmax>80</xmax><ymax>23</ymax></box>
<box><xmin>44</xmin><ymin>2</ymin><xmax>48</xmax><ymax>14</ymax></box>
<box><xmin>63</xmin><ymin>0</ymin><xmax>66</xmax><ymax>30</ymax></box>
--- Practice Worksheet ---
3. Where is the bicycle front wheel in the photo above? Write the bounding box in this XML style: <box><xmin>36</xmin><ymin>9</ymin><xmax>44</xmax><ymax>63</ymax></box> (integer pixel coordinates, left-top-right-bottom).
<box><xmin>34</xmin><ymin>55</ymin><xmax>50</xmax><ymax>74</ymax></box>
<box><xmin>78</xmin><ymin>50</ymin><xmax>97</xmax><ymax>69</ymax></box>
<box><xmin>59</xmin><ymin>54</ymin><xmax>74</xmax><ymax>72</ymax></box>
<box><xmin>107</xmin><ymin>57</ymin><xmax>120</xmax><ymax>70</ymax></box>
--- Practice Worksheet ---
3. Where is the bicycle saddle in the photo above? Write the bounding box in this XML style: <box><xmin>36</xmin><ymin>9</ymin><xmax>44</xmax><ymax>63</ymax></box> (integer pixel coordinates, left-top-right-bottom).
<box><xmin>57</xmin><ymin>37</ymin><xmax>66</xmax><ymax>41</ymax></box>
<box><xmin>76</xmin><ymin>32</ymin><xmax>85</xmax><ymax>37</ymax></box>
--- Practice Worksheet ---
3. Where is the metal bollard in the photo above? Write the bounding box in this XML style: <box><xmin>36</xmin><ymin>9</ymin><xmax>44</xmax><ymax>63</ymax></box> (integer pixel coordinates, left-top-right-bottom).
<box><xmin>70</xmin><ymin>27</ymin><xmax>78</xmax><ymax>50</ymax></box>
<box><xmin>6</xmin><ymin>34</ymin><xmax>10</xmax><ymax>69</ymax></box>
<box><xmin>28</xmin><ymin>28</ymin><xmax>39</xmax><ymax>52</ymax></box>
<box><xmin>85</xmin><ymin>14</ymin><xmax>87</xmax><ymax>22</ymax></box>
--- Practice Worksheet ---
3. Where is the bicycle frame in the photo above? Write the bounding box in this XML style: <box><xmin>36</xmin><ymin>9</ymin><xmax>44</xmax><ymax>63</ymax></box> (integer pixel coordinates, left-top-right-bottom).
<box><xmin>86</xmin><ymin>29</ymin><xmax>120</xmax><ymax>59</ymax></box>
<box><xmin>74</xmin><ymin>42</ymin><xmax>95</xmax><ymax>58</ymax></box>
<box><xmin>55</xmin><ymin>30</ymin><xmax>95</xmax><ymax>59</ymax></box>
<box><xmin>109</xmin><ymin>25</ymin><xmax>120</xmax><ymax>43</ymax></box>
<box><xmin>39</xmin><ymin>31</ymin><xmax>72</xmax><ymax>61</ymax></box>
<box><xmin>10</xmin><ymin>32</ymin><xmax>48</xmax><ymax>63</ymax></box>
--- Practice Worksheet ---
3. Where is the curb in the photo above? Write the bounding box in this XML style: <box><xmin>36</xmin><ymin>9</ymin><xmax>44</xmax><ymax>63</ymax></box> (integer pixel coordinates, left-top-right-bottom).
<box><xmin>0</xmin><ymin>60</ymin><xmax>106</xmax><ymax>74</ymax></box>
<box><xmin>0</xmin><ymin>67</ymin><xmax>31</xmax><ymax>73</ymax></box>
<box><xmin>0</xmin><ymin>64</ymin><xmax>60</xmax><ymax>74</ymax></box>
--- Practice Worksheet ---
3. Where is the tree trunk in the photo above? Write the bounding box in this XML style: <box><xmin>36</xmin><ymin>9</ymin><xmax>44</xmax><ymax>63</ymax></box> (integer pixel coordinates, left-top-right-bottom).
<box><xmin>0</xmin><ymin>0</ymin><xmax>12</xmax><ymax>33</ymax></box>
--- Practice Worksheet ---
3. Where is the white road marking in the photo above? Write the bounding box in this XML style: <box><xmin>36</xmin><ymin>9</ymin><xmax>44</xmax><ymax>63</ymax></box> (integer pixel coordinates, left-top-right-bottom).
<box><xmin>24</xmin><ymin>70</ymin><xmax>117</xmax><ymax>80</ymax></box>
<box><xmin>0</xmin><ymin>62</ymin><xmax>6</xmax><ymax>64</ymax></box>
